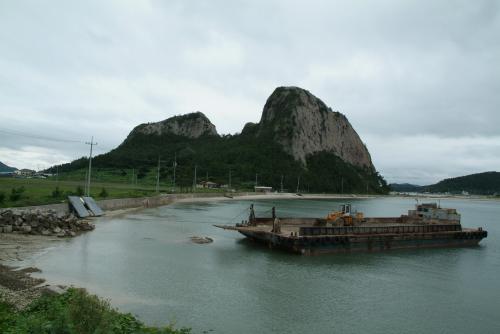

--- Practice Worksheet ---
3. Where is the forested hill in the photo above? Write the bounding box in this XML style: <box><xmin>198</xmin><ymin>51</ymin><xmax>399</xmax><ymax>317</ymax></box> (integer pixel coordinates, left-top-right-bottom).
<box><xmin>389</xmin><ymin>183</ymin><xmax>422</xmax><ymax>193</ymax></box>
<box><xmin>51</xmin><ymin>86</ymin><xmax>389</xmax><ymax>194</ymax></box>
<box><xmin>0</xmin><ymin>161</ymin><xmax>16</xmax><ymax>173</ymax></box>
<box><xmin>422</xmin><ymin>171</ymin><xmax>500</xmax><ymax>195</ymax></box>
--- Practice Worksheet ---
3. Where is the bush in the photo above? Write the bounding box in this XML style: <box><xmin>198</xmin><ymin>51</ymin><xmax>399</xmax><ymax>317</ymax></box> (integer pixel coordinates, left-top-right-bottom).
<box><xmin>9</xmin><ymin>186</ymin><xmax>25</xmax><ymax>201</ymax></box>
<box><xmin>76</xmin><ymin>186</ymin><xmax>84</xmax><ymax>196</ymax></box>
<box><xmin>0</xmin><ymin>191</ymin><xmax>5</xmax><ymax>203</ymax></box>
<box><xmin>137</xmin><ymin>167</ymin><xmax>149</xmax><ymax>180</ymax></box>
<box><xmin>52</xmin><ymin>186</ymin><xmax>63</xmax><ymax>198</ymax></box>
<box><xmin>1</xmin><ymin>288</ymin><xmax>191</xmax><ymax>334</ymax></box>
<box><xmin>99</xmin><ymin>188</ymin><xmax>109</xmax><ymax>198</ymax></box>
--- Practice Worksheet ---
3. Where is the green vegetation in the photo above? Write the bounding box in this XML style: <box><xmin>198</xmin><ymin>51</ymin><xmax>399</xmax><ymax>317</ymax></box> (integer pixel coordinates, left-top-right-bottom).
<box><xmin>0</xmin><ymin>176</ymin><xmax>227</xmax><ymax>208</ymax></box>
<box><xmin>76</xmin><ymin>185</ymin><xmax>84</xmax><ymax>196</ymax></box>
<box><xmin>51</xmin><ymin>186</ymin><xmax>63</xmax><ymax>198</ymax></box>
<box><xmin>390</xmin><ymin>172</ymin><xmax>500</xmax><ymax>195</ymax></box>
<box><xmin>422</xmin><ymin>171</ymin><xmax>500</xmax><ymax>195</ymax></box>
<box><xmin>48</xmin><ymin>126</ymin><xmax>388</xmax><ymax>196</ymax></box>
<box><xmin>9</xmin><ymin>186</ymin><xmax>26</xmax><ymax>201</ymax></box>
<box><xmin>0</xmin><ymin>178</ymin><xmax>159</xmax><ymax>208</ymax></box>
<box><xmin>389</xmin><ymin>183</ymin><xmax>422</xmax><ymax>192</ymax></box>
<box><xmin>0</xmin><ymin>288</ymin><xmax>190</xmax><ymax>334</ymax></box>
<box><xmin>99</xmin><ymin>187</ymin><xmax>109</xmax><ymax>198</ymax></box>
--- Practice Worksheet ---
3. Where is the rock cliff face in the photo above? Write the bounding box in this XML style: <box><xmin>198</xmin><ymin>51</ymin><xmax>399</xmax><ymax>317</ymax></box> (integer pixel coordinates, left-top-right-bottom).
<box><xmin>257</xmin><ymin>87</ymin><xmax>373</xmax><ymax>169</ymax></box>
<box><xmin>131</xmin><ymin>112</ymin><xmax>218</xmax><ymax>139</ymax></box>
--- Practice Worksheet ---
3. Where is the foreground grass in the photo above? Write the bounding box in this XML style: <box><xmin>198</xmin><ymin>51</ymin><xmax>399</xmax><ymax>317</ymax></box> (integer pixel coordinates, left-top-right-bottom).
<box><xmin>0</xmin><ymin>288</ymin><xmax>190</xmax><ymax>334</ymax></box>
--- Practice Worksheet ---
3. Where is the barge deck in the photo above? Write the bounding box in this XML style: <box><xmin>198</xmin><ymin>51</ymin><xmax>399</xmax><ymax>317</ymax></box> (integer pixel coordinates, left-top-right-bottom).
<box><xmin>215</xmin><ymin>203</ymin><xmax>487</xmax><ymax>255</ymax></box>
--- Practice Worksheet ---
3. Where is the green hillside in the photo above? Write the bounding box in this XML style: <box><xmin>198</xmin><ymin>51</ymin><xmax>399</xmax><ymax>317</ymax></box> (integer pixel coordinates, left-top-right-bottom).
<box><xmin>50</xmin><ymin>130</ymin><xmax>388</xmax><ymax>194</ymax></box>
<box><xmin>389</xmin><ymin>183</ymin><xmax>422</xmax><ymax>192</ymax></box>
<box><xmin>423</xmin><ymin>171</ymin><xmax>500</xmax><ymax>195</ymax></box>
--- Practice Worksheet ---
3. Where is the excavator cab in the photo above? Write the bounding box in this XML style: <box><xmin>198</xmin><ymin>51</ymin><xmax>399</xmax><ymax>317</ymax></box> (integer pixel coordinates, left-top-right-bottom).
<box><xmin>340</xmin><ymin>204</ymin><xmax>351</xmax><ymax>215</ymax></box>
<box><xmin>326</xmin><ymin>204</ymin><xmax>361</xmax><ymax>226</ymax></box>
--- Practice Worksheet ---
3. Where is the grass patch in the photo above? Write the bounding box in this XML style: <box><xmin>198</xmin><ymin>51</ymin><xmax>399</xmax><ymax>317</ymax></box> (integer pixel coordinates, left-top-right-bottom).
<box><xmin>0</xmin><ymin>175</ymin><xmax>233</xmax><ymax>208</ymax></box>
<box><xmin>0</xmin><ymin>288</ymin><xmax>190</xmax><ymax>334</ymax></box>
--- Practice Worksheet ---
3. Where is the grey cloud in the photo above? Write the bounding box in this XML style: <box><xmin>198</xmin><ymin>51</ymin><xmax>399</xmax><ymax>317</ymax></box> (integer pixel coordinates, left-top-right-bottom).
<box><xmin>0</xmin><ymin>0</ymin><xmax>499</xmax><ymax>184</ymax></box>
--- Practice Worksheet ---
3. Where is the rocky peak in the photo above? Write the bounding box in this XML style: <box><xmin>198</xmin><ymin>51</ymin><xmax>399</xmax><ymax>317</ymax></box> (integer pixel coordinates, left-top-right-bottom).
<box><xmin>258</xmin><ymin>86</ymin><xmax>373</xmax><ymax>169</ymax></box>
<box><xmin>132</xmin><ymin>111</ymin><xmax>218</xmax><ymax>139</ymax></box>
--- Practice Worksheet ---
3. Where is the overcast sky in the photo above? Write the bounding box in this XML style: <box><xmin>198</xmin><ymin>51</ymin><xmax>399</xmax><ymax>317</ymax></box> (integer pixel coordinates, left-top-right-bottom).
<box><xmin>1</xmin><ymin>0</ymin><xmax>499</xmax><ymax>185</ymax></box>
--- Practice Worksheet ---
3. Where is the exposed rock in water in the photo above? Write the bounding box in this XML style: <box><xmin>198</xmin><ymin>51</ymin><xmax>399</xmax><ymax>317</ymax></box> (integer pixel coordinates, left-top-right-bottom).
<box><xmin>130</xmin><ymin>111</ymin><xmax>218</xmax><ymax>139</ymax></box>
<box><xmin>257</xmin><ymin>86</ymin><xmax>373</xmax><ymax>168</ymax></box>
<box><xmin>190</xmin><ymin>236</ymin><xmax>214</xmax><ymax>244</ymax></box>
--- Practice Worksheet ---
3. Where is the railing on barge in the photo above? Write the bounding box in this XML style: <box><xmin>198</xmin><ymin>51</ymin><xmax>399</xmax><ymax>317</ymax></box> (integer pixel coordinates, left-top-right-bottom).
<box><xmin>299</xmin><ymin>224</ymin><xmax>462</xmax><ymax>236</ymax></box>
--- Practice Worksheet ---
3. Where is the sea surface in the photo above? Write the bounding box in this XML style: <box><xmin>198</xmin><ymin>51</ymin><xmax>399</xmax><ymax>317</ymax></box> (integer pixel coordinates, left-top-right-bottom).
<box><xmin>24</xmin><ymin>197</ymin><xmax>500</xmax><ymax>334</ymax></box>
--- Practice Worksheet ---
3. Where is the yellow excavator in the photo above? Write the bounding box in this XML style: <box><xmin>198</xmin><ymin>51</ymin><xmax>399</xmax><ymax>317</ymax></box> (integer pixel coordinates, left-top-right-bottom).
<box><xmin>326</xmin><ymin>204</ymin><xmax>364</xmax><ymax>226</ymax></box>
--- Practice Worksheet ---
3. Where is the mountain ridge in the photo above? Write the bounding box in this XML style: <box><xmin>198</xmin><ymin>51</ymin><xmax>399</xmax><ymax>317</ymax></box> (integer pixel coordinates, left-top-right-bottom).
<box><xmin>51</xmin><ymin>86</ymin><xmax>388</xmax><ymax>193</ymax></box>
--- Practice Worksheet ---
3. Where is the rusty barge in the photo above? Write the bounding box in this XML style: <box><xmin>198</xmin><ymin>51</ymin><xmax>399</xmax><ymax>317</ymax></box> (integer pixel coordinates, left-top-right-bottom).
<box><xmin>215</xmin><ymin>203</ymin><xmax>487</xmax><ymax>255</ymax></box>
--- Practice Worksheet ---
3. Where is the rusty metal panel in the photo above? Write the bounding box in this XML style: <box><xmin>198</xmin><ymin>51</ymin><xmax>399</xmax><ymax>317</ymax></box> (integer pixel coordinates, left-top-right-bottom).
<box><xmin>68</xmin><ymin>196</ymin><xmax>90</xmax><ymax>218</ymax></box>
<box><xmin>82</xmin><ymin>197</ymin><xmax>103</xmax><ymax>216</ymax></box>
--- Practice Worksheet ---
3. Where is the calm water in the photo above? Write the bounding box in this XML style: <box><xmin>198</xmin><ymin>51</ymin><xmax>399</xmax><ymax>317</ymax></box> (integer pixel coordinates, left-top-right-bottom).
<box><xmin>24</xmin><ymin>197</ymin><xmax>500</xmax><ymax>334</ymax></box>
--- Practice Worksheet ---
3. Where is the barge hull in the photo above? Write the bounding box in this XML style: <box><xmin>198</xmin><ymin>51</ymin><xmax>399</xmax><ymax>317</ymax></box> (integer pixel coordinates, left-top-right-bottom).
<box><xmin>239</xmin><ymin>230</ymin><xmax>487</xmax><ymax>255</ymax></box>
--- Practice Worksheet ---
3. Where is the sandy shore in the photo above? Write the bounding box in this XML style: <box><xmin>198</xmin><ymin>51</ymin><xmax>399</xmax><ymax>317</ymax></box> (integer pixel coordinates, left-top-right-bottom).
<box><xmin>174</xmin><ymin>192</ymin><xmax>379</xmax><ymax>204</ymax></box>
<box><xmin>0</xmin><ymin>234</ymin><xmax>65</xmax><ymax>309</ymax></box>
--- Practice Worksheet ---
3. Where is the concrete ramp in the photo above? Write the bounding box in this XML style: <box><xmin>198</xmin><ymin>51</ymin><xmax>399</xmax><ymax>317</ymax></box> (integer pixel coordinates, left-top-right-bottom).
<box><xmin>68</xmin><ymin>196</ymin><xmax>90</xmax><ymax>218</ymax></box>
<box><xmin>82</xmin><ymin>197</ymin><xmax>103</xmax><ymax>216</ymax></box>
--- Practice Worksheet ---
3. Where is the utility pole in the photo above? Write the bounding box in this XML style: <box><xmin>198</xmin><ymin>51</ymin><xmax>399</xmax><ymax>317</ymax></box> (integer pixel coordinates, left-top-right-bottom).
<box><xmin>193</xmin><ymin>165</ymin><xmax>197</xmax><ymax>192</ymax></box>
<box><xmin>280</xmin><ymin>174</ymin><xmax>284</xmax><ymax>193</ymax></box>
<box><xmin>85</xmin><ymin>136</ymin><xmax>97</xmax><ymax>197</ymax></box>
<box><xmin>156</xmin><ymin>156</ymin><xmax>161</xmax><ymax>193</ymax></box>
<box><xmin>56</xmin><ymin>165</ymin><xmax>59</xmax><ymax>184</ymax></box>
<box><xmin>228</xmin><ymin>170</ymin><xmax>232</xmax><ymax>190</ymax></box>
<box><xmin>132</xmin><ymin>168</ymin><xmax>135</xmax><ymax>187</ymax></box>
<box><xmin>255</xmin><ymin>173</ymin><xmax>258</xmax><ymax>187</ymax></box>
<box><xmin>296</xmin><ymin>175</ymin><xmax>300</xmax><ymax>193</ymax></box>
<box><xmin>341</xmin><ymin>176</ymin><xmax>344</xmax><ymax>194</ymax></box>
<box><xmin>172</xmin><ymin>153</ymin><xmax>177</xmax><ymax>193</ymax></box>
<box><xmin>84</xmin><ymin>170</ymin><xmax>87</xmax><ymax>195</ymax></box>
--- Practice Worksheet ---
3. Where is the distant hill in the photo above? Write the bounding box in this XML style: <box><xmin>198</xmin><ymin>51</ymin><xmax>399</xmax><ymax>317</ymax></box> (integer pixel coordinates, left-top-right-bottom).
<box><xmin>422</xmin><ymin>171</ymin><xmax>500</xmax><ymax>195</ymax></box>
<box><xmin>0</xmin><ymin>161</ymin><xmax>16</xmax><ymax>173</ymax></box>
<box><xmin>51</xmin><ymin>86</ymin><xmax>389</xmax><ymax>194</ymax></box>
<box><xmin>389</xmin><ymin>183</ymin><xmax>422</xmax><ymax>192</ymax></box>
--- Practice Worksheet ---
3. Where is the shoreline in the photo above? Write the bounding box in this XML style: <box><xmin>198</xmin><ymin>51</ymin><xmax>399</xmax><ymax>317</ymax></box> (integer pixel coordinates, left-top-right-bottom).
<box><xmin>1</xmin><ymin>192</ymin><xmax>497</xmax><ymax>310</ymax></box>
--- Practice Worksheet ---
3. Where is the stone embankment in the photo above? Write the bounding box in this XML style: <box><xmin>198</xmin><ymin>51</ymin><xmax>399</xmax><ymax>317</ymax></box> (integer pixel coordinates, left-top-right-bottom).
<box><xmin>0</xmin><ymin>209</ymin><xmax>94</xmax><ymax>238</ymax></box>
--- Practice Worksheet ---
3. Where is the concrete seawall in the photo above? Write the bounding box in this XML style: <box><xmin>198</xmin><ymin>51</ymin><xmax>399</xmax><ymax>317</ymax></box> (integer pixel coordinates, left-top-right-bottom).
<box><xmin>3</xmin><ymin>192</ymin><xmax>377</xmax><ymax>215</ymax></box>
<box><xmin>4</xmin><ymin>193</ymin><xmax>246</xmax><ymax>215</ymax></box>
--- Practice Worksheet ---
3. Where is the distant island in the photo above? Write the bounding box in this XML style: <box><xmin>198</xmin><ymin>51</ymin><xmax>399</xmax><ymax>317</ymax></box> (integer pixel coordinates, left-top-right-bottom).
<box><xmin>390</xmin><ymin>171</ymin><xmax>500</xmax><ymax>195</ymax></box>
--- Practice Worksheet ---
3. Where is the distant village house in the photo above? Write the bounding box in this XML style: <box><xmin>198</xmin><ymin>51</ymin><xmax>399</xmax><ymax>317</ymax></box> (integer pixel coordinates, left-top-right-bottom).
<box><xmin>197</xmin><ymin>181</ymin><xmax>218</xmax><ymax>189</ymax></box>
<box><xmin>15</xmin><ymin>169</ymin><xmax>36</xmax><ymax>177</ymax></box>
<box><xmin>254</xmin><ymin>186</ymin><xmax>273</xmax><ymax>193</ymax></box>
